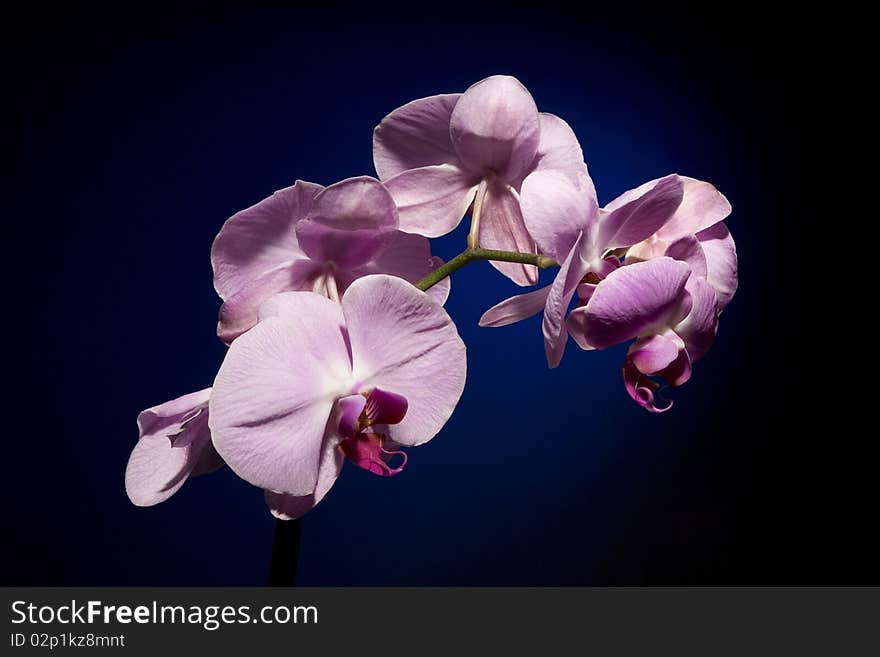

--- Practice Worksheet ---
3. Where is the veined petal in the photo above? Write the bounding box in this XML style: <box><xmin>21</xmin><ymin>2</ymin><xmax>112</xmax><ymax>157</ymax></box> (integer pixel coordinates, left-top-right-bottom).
<box><xmin>521</xmin><ymin>169</ymin><xmax>597</xmax><ymax>262</ymax></box>
<box><xmin>479</xmin><ymin>181</ymin><xmax>538</xmax><ymax>286</ymax></box>
<box><xmin>136</xmin><ymin>388</ymin><xmax>212</xmax><ymax>438</ymax></box>
<box><xmin>664</xmin><ymin>235</ymin><xmax>708</xmax><ymax>279</ymax></box>
<box><xmin>658</xmin><ymin>176</ymin><xmax>732</xmax><ymax>240</ymax></box>
<box><xmin>599</xmin><ymin>175</ymin><xmax>684</xmax><ymax>250</ymax></box>
<box><xmin>353</xmin><ymin>231</ymin><xmax>451</xmax><ymax>305</ymax></box>
<box><xmin>675</xmin><ymin>276</ymin><xmax>719</xmax><ymax>363</ymax></box>
<box><xmin>529</xmin><ymin>112</ymin><xmax>587</xmax><ymax>178</ymax></box>
<box><xmin>210</xmin><ymin>293</ymin><xmax>352</xmax><ymax>495</ymax></box>
<box><xmin>343</xmin><ymin>275</ymin><xmax>466</xmax><ymax>447</ymax></box>
<box><xmin>696</xmin><ymin>222</ymin><xmax>738</xmax><ymax>311</ymax></box>
<box><xmin>264</xmin><ymin>432</ymin><xmax>344</xmax><ymax>521</ymax></box>
<box><xmin>216</xmin><ymin>259</ymin><xmax>322</xmax><ymax>344</ymax></box>
<box><xmin>373</xmin><ymin>93</ymin><xmax>462</xmax><ymax>180</ymax></box>
<box><xmin>543</xmin><ymin>233</ymin><xmax>590</xmax><ymax>368</ymax></box>
<box><xmin>479</xmin><ymin>286</ymin><xmax>551</xmax><ymax>327</ymax></box>
<box><xmin>450</xmin><ymin>75</ymin><xmax>540</xmax><ymax>181</ymax></box>
<box><xmin>296</xmin><ymin>177</ymin><xmax>399</xmax><ymax>269</ymax></box>
<box><xmin>384</xmin><ymin>164</ymin><xmax>478</xmax><ymax>238</ymax></box>
<box><xmin>624</xmin><ymin>237</ymin><xmax>668</xmax><ymax>264</ymax></box>
<box><xmin>126</xmin><ymin>388</ymin><xmax>216</xmax><ymax>507</ymax></box>
<box><xmin>211</xmin><ymin>180</ymin><xmax>323</xmax><ymax>300</ymax></box>
<box><xmin>628</xmin><ymin>334</ymin><xmax>681</xmax><ymax>375</ymax></box>
<box><xmin>566</xmin><ymin>257</ymin><xmax>691</xmax><ymax>350</ymax></box>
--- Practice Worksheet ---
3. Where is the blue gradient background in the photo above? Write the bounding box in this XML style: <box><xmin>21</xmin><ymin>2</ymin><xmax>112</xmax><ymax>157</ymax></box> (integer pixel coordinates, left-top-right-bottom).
<box><xmin>8</xmin><ymin>5</ymin><xmax>850</xmax><ymax>585</ymax></box>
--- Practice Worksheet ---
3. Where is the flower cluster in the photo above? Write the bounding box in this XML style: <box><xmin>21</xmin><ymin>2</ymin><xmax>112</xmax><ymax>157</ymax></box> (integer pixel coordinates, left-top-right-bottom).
<box><xmin>126</xmin><ymin>75</ymin><xmax>737</xmax><ymax>520</ymax></box>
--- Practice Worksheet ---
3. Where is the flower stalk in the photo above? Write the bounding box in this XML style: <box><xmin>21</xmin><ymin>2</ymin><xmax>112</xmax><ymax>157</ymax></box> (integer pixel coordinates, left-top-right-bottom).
<box><xmin>415</xmin><ymin>248</ymin><xmax>558</xmax><ymax>292</ymax></box>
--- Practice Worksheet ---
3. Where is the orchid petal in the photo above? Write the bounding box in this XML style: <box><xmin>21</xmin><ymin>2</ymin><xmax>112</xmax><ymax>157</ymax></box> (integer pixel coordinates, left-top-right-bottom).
<box><xmin>384</xmin><ymin>164</ymin><xmax>478</xmax><ymax>238</ymax></box>
<box><xmin>355</xmin><ymin>231</ymin><xmax>451</xmax><ymax>305</ymax></box>
<box><xmin>599</xmin><ymin>175</ymin><xmax>684</xmax><ymax>250</ymax></box>
<box><xmin>342</xmin><ymin>275</ymin><xmax>466</xmax><ymax>447</ymax></box>
<box><xmin>529</xmin><ymin>112</ymin><xmax>587</xmax><ymax>178</ymax></box>
<box><xmin>628</xmin><ymin>334</ymin><xmax>681</xmax><ymax>375</ymax></box>
<box><xmin>543</xmin><ymin>233</ymin><xmax>590</xmax><ymax>368</ymax></box>
<box><xmin>658</xmin><ymin>176</ymin><xmax>732</xmax><ymax>239</ymax></box>
<box><xmin>449</xmin><ymin>75</ymin><xmax>540</xmax><ymax>181</ymax></box>
<box><xmin>566</xmin><ymin>257</ymin><xmax>691</xmax><ymax>350</ymax></box>
<box><xmin>126</xmin><ymin>389</ymin><xmax>215</xmax><ymax>507</ymax></box>
<box><xmin>296</xmin><ymin>177</ymin><xmax>399</xmax><ymax>269</ymax></box>
<box><xmin>478</xmin><ymin>181</ymin><xmax>538</xmax><ymax>285</ymax></box>
<box><xmin>264</xmin><ymin>434</ymin><xmax>344</xmax><ymax>521</ymax></box>
<box><xmin>664</xmin><ymin>235</ymin><xmax>708</xmax><ymax>279</ymax></box>
<box><xmin>521</xmin><ymin>169</ymin><xmax>597</xmax><ymax>262</ymax></box>
<box><xmin>212</xmin><ymin>180</ymin><xmax>323</xmax><ymax>301</ymax></box>
<box><xmin>479</xmin><ymin>286</ymin><xmax>551</xmax><ymax>327</ymax></box>
<box><xmin>675</xmin><ymin>276</ymin><xmax>719</xmax><ymax>363</ymax></box>
<box><xmin>696</xmin><ymin>222</ymin><xmax>738</xmax><ymax>311</ymax></box>
<box><xmin>216</xmin><ymin>260</ymin><xmax>322</xmax><ymax>344</ymax></box>
<box><xmin>373</xmin><ymin>93</ymin><xmax>462</xmax><ymax>180</ymax></box>
<box><xmin>210</xmin><ymin>293</ymin><xmax>352</xmax><ymax>495</ymax></box>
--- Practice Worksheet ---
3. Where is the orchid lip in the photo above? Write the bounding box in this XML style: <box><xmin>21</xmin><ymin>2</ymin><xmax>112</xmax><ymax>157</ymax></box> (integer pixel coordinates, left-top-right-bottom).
<box><xmin>336</xmin><ymin>387</ymin><xmax>411</xmax><ymax>477</ymax></box>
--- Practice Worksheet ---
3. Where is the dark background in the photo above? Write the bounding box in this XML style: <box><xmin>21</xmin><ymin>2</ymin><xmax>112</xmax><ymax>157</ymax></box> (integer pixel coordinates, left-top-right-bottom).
<box><xmin>6</xmin><ymin>3</ymin><xmax>861</xmax><ymax>584</ymax></box>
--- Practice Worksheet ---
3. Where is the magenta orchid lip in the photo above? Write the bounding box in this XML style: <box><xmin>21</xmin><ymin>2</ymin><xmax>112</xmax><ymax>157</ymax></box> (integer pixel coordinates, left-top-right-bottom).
<box><xmin>125</xmin><ymin>74</ymin><xmax>737</xmax><ymax>521</ymax></box>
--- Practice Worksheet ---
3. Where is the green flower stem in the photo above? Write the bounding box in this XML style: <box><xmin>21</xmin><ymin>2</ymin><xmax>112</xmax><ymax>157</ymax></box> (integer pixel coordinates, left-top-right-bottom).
<box><xmin>415</xmin><ymin>248</ymin><xmax>559</xmax><ymax>292</ymax></box>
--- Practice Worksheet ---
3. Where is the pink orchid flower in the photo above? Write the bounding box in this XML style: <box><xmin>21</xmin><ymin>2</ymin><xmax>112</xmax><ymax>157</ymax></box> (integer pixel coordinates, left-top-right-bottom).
<box><xmin>208</xmin><ymin>275</ymin><xmax>467</xmax><ymax>521</ymax></box>
<box><xmin>125</xmin><ymin>388</ymin><xmax>223</xmax><ymax>506</ymax></box>
<box><xmin>373</xmin><ymin>75</ymin><xmax>585</xmax><ymax>285</ymax></box>
<box><xmin>211</xmin><ymin>176</ymin><xmax>449</xmax><ymax>343</ymax></box>
<box><xmin>566</xmin><ymin>258</ymin><xmax>719</xmax><ymax>412</ymax></box>
<box><xmin>616</xmin><ymin>176</ymin><xmax>737</xmax><ymax>310</ymax></box>
<box><xmin>480</xmin><ymin>169</ymin><xmax>684</xmax><ymax>367</ymax></box>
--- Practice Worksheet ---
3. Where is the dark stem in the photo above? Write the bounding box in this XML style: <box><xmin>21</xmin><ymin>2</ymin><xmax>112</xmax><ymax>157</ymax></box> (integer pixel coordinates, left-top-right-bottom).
<box><xmin>267</xmin><ymin>518</ymin><xmax>301</xmax><ymax>586</ymax></box>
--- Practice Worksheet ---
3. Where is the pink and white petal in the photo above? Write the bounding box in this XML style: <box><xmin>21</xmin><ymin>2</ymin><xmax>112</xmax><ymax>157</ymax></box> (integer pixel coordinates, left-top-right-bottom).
<box><xmin>296</xmin><ymin>177</ymin><xmax>399</xmax><ymax>269</ymax></box>
<box><xmin>373</xmin><ymin>93</ymin><xmax>462</xmax><ymax>180</ymax></box>
<box><xmin>137</xmin><ymin>388</ymin><xmax>212</xmax><ymax>438</ymax></box>
<box><xmin>657</xmin><ymin>177</ymin><xmax>732</xmax><ymax>240</ymax></box>
<box><xmin>479</xmin><ymin>286</ymin><xmax>551</xmax><ymax>327</ymax></box>
<box><xmin>479</xmin><ymin>182</ymin><xmax>538</xmax><ymax>286</ymax></box>
<box><xmin>660</xmin><ymin>349</ymin><xmax>693</xmax><ymax>387</ymax></box>
<box><xmin>675</xmin><ymin>276</ymin><xmax>719</xmax><ymax>363</ymax></box>
<box><xmin>384</xmin><ymin>164</ymin><xmax>478</xmax><ymax>238</ymax></box>
<box><xmin>354</xmin><ymin>231</ymin><xmax>451</xmax><ymax>305</ymax></box>
<box><xmin>599</xmin><ymin>175</ymin><xmax>684</xmax><ymax>250</ymax></box>
<box><xmin>627</xmin><ymin>334</ymin><xmax>681</xmax><ymax>375</ymax></box>
<box><xmin>624</xmin><ymin>237</ymin><xmax>669</xmax><ymax>264</ymax></box>
<box><xmin>265</xmin><ymin>432</ymin><xmax>345</xmax><ymax>521</ymax></box>
<box><xmin>696</xmin><ymin>222</ymin><xmax>738</xmax><ymax>311</ymax></box>
<box><xmin>342</xmin><ymin>275</ymin><xmax>466</xmax><ymax>447</ymax></box>
<box><xmin>566</xmin><ymin>257</ymin><xmax>692</xmax><ymax>350</ymax></box>
<box><xmin>211</xmin><ymin>180</ymin><xmax>323</xmax><ymax>300</ymax></box>
<box><xmin>450</xmin><ymin>75</ymin><xmax>541</xmax><ymax>181</ymax></box>
<box><xmin>521</xmin><ymin>169</ymin><xmax>597</xmax><ymax>262</ymax></box>
<box><xmin>529</xmin><ymin>112</ymin><xmax>587</xmax><ymax>178</ymax></box>
<box><xmin>125</xmin><ymin>410</ymin><xmax>212</xmax><ymax>507</ymax></box>
<box><xmin>209</xmin><ymin>294</ymin><xmax>352</xmax><ymax>495</ymax></box>
<box><xmin>664</xmin><ymin>235</ymin><xmax>708</xmax><ymax>279</ymax></box>
<box><xmin>543</xmin><ymin>234</ymin><xmax>590</xmax><ymax>368</ymax></box>
<box><xmin>217</xmin><ymin>260</ymin><xmax>322</xmax><ymax>344</ymax></box>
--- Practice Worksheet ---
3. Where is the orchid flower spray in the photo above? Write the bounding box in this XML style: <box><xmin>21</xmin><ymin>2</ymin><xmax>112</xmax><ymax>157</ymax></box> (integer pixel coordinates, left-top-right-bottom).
<box><xmin>126</xmin><ymin>75</ymin><xmax>738</xmax><ymax>542</ymax></box>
